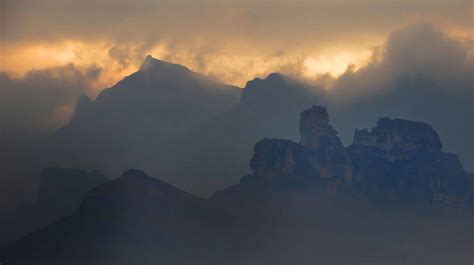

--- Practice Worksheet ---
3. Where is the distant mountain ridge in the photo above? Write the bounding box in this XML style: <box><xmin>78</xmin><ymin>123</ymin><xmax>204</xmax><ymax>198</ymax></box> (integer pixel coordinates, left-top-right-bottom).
<box><xmin>2</xmin><ymin>106</ymin><xmax>472</xmax><ymax>265</ymax></box>
<box><xmin>39</xmin><ymin>55</ymin><xmax>472</xmax><ymax>199</ymax></box>
<box><xmin>48</xmin><ymin>55</ymin><xmax>240</xmax><ymax>175</ymax></box>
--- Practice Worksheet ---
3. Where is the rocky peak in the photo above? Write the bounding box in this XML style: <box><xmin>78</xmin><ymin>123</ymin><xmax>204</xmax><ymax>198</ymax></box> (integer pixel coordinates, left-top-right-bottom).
<box><xmin>248</xmin><ymin>138</ymin><xmax>315</xmax><ymax>186</ymax></box>
<box><xmin>240</xmin><ymin>106</ymin><xmax>353</xmax><ymax>188</ymax></box>
<box><xmin>299</xmin><ymin>106</ymin><xmax>340</xmax><ymax>150</ymax></box>
<box><xmin>353</xmin><ymin>117</ymin><xmax>442</xmax><ymax>161</ymax></box>
<box><xmin>68</xmin><ymin>94</ymin><xmax>94</xmax><ymax>123</ymax></box>
<box><xmin>240</xmin><ymin>73</ymin><xmax>315</xmax><ymax>110</ymax></box>
<box><xmin>119</xmin><ymin>168</ymin><xmax>152</xmax><ymax>180</ymax></box>
<box><xmin>138</xmin><ymin>55</ymin><xmax>191</xmax><ymax>73</ymax></box>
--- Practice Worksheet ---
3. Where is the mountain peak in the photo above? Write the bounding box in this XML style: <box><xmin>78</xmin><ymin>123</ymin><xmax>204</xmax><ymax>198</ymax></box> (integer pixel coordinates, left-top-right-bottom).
<box><xmin>120</xmin><ymin>168</ymin><xmax>150</xmax><ymax>179</ymax></box>
<box><xmin>139</xmin><ymin>55</ymin><xmax>190</xmax><ymax>73</ymax></box>
<box><xmin>266</xmin><ymin>72</ymin><xmax>285</xmax><ymax>82</ymax></box>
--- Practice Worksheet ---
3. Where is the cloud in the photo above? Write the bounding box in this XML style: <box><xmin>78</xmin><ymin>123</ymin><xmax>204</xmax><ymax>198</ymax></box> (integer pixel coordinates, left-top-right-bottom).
<box><xmin>0</xmin><ymin>64</ymin><xmax>100</xmax><ymax>133</ymax></box>
<box><xmin>327</xmin><ymin>23</ymin><xmax>473</xmax><ymax>102</ymax></box>
<box><xmin>108</xmin><ymin>37</ymin><xmax>159</xmax><ymax>69</ymax></box>
<box><xmin>2</xmin><ymin>1</ymin><xmax>472</xmax><ymax>88</ymax></box>
<box><xmin>322</xmin><ymin>23</ymin><xmax>473</xmax><ymax>170</ymax></box>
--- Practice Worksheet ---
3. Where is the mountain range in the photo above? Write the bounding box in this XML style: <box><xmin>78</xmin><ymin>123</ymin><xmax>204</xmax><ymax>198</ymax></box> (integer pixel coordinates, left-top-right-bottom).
<box><xmin>1</xmin><ymin>104</ymin><xmax>472</xmax><ymax>265</ymax></box>
<box><xmin>30</xmin><ymin>55</ymin><xmax>472</xmax><ymax>199</ymax></box>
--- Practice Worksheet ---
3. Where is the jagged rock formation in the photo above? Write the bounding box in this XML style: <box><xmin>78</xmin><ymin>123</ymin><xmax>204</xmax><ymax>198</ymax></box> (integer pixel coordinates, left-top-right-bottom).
<box><xmin>352</xmin><ymin>117</ymin><xmax>442</xmax><ymax>161</ymax></box>
<box><xmin>213</xmin><ymin>106</ymin><xmax>473</xmax><ymax>209</ymax></box>
<box><xmin>212</xmin><ymin>106</ymin><xmax>355</xmax><ymax>206</ymax></box>
<box><xmin>248</xmin><ymin>139</ymin><xmax>314</xmax><ymax>186</ymax></box>
<box><xmin>300</xmin><ymin>106</ymin><xmax>353</xmax><ymax>184</ymax></box>
<box><xmin>299</xmin><ymin>106</ymin><xmax>338</xmax><ymax>149</ymax></box>
<box><xmin>348</xmin><ymin>118</ymin><xmax>473</xmax><ymax>206</ymax></box>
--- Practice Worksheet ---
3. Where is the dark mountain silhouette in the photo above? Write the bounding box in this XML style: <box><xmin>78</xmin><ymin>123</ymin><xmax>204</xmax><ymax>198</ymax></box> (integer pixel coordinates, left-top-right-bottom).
<box><xmin>0</xmin><ymin>168</ymin><xmax>107</xmax><ymax>243</ymax></box>
<box><xmin>30</xmin><ymin>58</ymin><xmax>471</xmax><ymax>201</ymax></box>
<box><xmin>46</xmin><ymin>55</ymin><xmax>240</xmax><ymax>175</ymax></box>
<box><xmin>138</xmin><ymin>73</ymin><xmax>328</xmax><ymax>195</ymax></box>
<box><xmin>1</xmin><ymin>169</ymin><xmax>233</xmax><ymax>265</ymax></box>
<box><xmin>2</xmin><ymin>107</ymin><xmax>472</xmax><ymax>265</ymax></box>
<box><xmin>37</xmin><ymin>168</ymin><xmax>108</xmax><ymax>219</ymax></box>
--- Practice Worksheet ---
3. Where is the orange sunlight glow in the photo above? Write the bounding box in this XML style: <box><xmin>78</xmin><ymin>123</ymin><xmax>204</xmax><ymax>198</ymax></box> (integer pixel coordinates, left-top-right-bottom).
<box><xmin>303</xmin><ymin>49</ymin><xmax>372</xmax><ymax>78</ymax></box>
<box><xmin>2</xmin><ymin>40</ymin><xmax>374</xmax><ymax>94</ymax></box>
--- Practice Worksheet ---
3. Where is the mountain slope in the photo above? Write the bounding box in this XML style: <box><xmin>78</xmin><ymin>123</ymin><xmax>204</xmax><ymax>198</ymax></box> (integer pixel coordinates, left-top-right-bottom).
<box><xmin>46</xmin><ymin>55</ymin><xmax>240</xmax><ymax>175</ymax></box>
<box><xmin>0</xmin><ymin>169</ymin><xmax>232</xmax><ymax>265</ymax></box>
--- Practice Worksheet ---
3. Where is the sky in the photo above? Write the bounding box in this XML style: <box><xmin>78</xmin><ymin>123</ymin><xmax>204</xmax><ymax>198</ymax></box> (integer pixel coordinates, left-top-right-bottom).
<box><xmin>0</xmin><ymin>0</ymin><xmax>473</xmax><ymax>131</ymax></box>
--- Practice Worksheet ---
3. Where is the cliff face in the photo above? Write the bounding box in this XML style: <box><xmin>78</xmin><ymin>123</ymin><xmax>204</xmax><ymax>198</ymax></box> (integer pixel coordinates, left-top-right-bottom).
<box><xmin>348</xmin><ymin>118</ymin><xmax>472</xmax><ymax>206</ymax></box>
<box><xmin>212</xmin><ymin>106</ymin><xmax>355</xmax><ymax>206</ymax></box>
<box><xmin>352</xmin><ymin>117</ymin><xmax>442</xmax><ymax>161</ymax></box>
<box><xmin>300</xmin><ymin>106</ymin><xmax>353</xmax><ymax>184</ymax></box>
<box><xmin>249</xmin><ymin>139</ymin><xmax>314</xmax><ymax>186</ymax></box>
<box><xmin>214</xmin><ymin>106</ymin><xmax>473</xmax><ymax>209</ymax></box>
<box><xmin>237</xmin><ymin>106</ymin><xmax>352</xmax><ymax>189</ymax></box>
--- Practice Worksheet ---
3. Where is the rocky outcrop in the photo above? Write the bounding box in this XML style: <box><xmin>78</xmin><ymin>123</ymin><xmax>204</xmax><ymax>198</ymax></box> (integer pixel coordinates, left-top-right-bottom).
<box><xmin>238</xmin><ymin>106</ymin><xmax>353</xmax><ymax>188</ymax></box>
<box><xmin>299</xmin><ymin>106</ymin><xmax>339</xmax><ymax>149</ymax></box>
<box><xmin>300</xmin><ymin>106</ymin><xmax>353</xmax><ymax>184</ymax></box>
<box><xmin>352</xmin><ymin>117</ymin><xmax>442</xmax><ymax>161</ymax></box>
<box><xmin>349</xmin><ymin>118</ymin><xmax>472</xmax><ymax>206</ymax></box>
<box><xmin>212</xmin><ymin>106</ymin><xmax>354</xmax><ymax>203</ymax></box>
<box><xmin>214</xmin><ymin>106</ymin><xmax>473</xmax><ymax>209</ymax></box>
<box><xmin>247</xmin><ymin>139</ymin><xmax>314</xmax><ymax>186</ymax></box>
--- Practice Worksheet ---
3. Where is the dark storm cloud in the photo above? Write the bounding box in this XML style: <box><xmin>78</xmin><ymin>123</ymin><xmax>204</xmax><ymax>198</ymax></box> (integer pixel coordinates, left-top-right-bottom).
<box><xmin>324</xmin><ymin>23</ymin><xmax>474</xmax><ymax>170</ymax></box>
<box><xmin>329</xmin><ymin>23</ymin><xmax>473</xmax><ymax>102</ymax></box>
<box><xmin>2</xmin><ymin>0</ymin><xmax>472</xmax><ymax>46</ymax></box>
<box><xmin>108</xmin><ymin>38</ymin><xmax>160</xmax><ymax>69</ymax></box>
<box><xmin>0</xmin><ymin>64</ymin><xmax>100</xmax><ymax>132</ymax></box>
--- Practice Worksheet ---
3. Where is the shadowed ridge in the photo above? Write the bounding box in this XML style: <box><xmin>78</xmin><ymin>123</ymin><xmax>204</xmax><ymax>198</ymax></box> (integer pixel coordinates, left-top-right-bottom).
<box><xmin>119</xmin><ymin>168</ymin><xmax>155</xmax><ymax>180</ymax></box>
<box><xmin>77</xmin><ymin>169</ymin><xmax>232</xmax><ymax>224</ymax></box>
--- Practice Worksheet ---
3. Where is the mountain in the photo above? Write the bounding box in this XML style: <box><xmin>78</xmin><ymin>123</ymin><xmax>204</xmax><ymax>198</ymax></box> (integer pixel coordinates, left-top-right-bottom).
<box><xmin>46</xmin><ymin>55</ymin><xmax>240</xmax><ymax>175</ymax></box>
<box><xmin>139</xmin><ymin>73</ymin><xmax>328</xmax><ymax>195</ymax></box>
<box><xmin>2</xmin><ymin>107</ymin><xmax>473</xmax><ymax>265</ymax></box>
<box><xmin>68</xmin><ymin>55</ymin><xmax>240</xmax><ymax>134</ymax></box>
<box><xmin>1</xmin><ymin>169</ymin><xmax>233</xmax><ymax>265</ymax></box>
<box><xmin>37</xmin><ymin>168</ymin><xmax>108</xmax><ymax>219</ymax></box>
<box><xmin>0</xmin><ymin>168</ymin><xmax>108</xmax><ymax>243</ymax></box>
<box><xmin>36</xmin><ymin>58</ymin><xmax>472</xmax><ymax>201</ymax></box>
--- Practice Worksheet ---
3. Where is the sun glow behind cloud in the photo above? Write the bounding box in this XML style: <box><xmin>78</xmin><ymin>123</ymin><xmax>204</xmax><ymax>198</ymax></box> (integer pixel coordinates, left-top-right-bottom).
<box><xmin>1</xmin><ymin>0</ymin><xmax>472</xmax><ymax>95</ymax></box>
<box><xmin>303</xmin><ymin>49</ymin><xmax>373</xmax><ymax>78</ymax></box>
<box><xmin>1</xmin><ymin>40</ymin><xmax>376</xmax><ymax>94</ymax></box>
